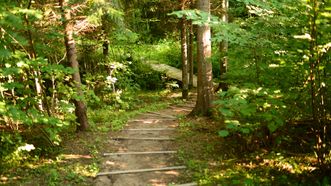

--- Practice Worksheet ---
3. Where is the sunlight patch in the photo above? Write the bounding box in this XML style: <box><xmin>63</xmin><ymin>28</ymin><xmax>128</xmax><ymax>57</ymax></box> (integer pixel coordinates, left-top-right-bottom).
<box><xmin>61</xmin><ymin>154</ymin><xmax>92</xmax><ymax>160</ymax></box>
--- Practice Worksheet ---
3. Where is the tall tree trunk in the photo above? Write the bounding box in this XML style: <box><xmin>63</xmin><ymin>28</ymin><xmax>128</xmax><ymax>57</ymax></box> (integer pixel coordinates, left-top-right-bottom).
<box><xmin>218</xmin><ymin>0</ymin><xmax>229</xmax><ymax>91</ymax></box>
<box><xmin>181</xmin><ymin>0</ymin><xmax>189</xmax><ymax>99</ymax></box>
<box><xmin>25</xmin><ymin>0</ymin><xmax>44</xmax><ymax>112</ymax></box>
<box><xmin>308</xmin><ymin>0</ymin><xmax>328</xmax><ymax>170</ymax></box>
<box><xmin>191</xmin><ymin>0</ymin><xmax>213</xmax><ymax>116</ymax></box>
<box><xmin>59</xmin><ymin>0</ymin><xmax>88</xmax><ymax>131</ymax></box>
<box><xmin>181</xmin><ymin>16</ymin><xmax>189</xmax><ymax>99</ymax></box>
<box><xmin>188</xmin><ymin>20</ymin><xmax>194</xmax><ymax>89</ymax></box>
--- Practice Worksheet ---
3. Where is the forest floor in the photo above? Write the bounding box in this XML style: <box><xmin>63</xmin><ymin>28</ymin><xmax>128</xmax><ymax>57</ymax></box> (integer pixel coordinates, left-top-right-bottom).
<box><xmin>0</xmin><ymin>91</ymin><xmax>198</xmax><ymax>186</ymax></box>
<box><xmin>94</xmin><ymin>97</ymin><xmax>196</xmax><ymax>186</ymax></box>
<box><xmin>1</xmin><ymin>91</ymin><xmax>329</xmax><ymax>185</ymax></box>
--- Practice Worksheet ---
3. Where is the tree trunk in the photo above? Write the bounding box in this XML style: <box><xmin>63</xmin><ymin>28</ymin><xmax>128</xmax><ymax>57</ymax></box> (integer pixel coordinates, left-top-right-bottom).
<box><xmin>181</xmin><ymin>16</ymin><xmax>189</xmax><ymax>99</ymax></box>
<box><xmin>103</xmin><ymin>40</ymin><xmax>109</xmax><ymax>56</ymax></box>
<box><xmin>191</xmin><ymin>0</ymin><xmax>213</xmax><ymax>116</ymax></box>
<box><xmin>59</xmin><ymin>0</ymin><xmax>88</xmax><ymax>131</ymax></box>
<box><xmin>218</xmin><ymin>0</ymin><xmax>229</xmax><ymax>91</ymax></box>
<box><xmin>25</xmin><ymin>0</ymin><xmax>44</xmax><ymax>112</ymax></box>
<box><xmin>188</xmin><ymin>20</ymin><xmax>194</xmax><ymax>89</ymax></box>
<box><xmin>308</xmin><ymin>0</ymin><xmax>328</xmax><ymax>170</ymax></box>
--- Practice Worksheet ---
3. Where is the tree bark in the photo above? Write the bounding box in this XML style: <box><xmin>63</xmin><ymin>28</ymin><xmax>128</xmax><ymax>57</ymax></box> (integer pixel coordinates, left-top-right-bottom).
<box><xmin>188</xmin><ymin>20</ymin><xmax>194</xmax><ymax>89</ymax></box>
<box><xmin>103</xmin><ymin>40</ymin><xmax>109</xmax><ymax>56</ymax></box>
<box><xmin>181</xmin><ymin>16</ymin><xmax>189</xmax><ymax>99</ymax></box>
<box><xmin>218</xmin><ymin>0</ymin><xmax>229</xmax><ymax>91</ymax></box>
<box><xmin>59</xmin><ymin>0</ymin><xmax>88</xmax><ymax>131</ymax></box>
<box><xmin>25</xmin><ymin>0</ymin><xmax>44</xmax><ymax>112</ymax></box>
<box><xmin>307</xmin><ymin>0</ymin><xmax>328</xmax><ymax>170</ymax></box>
<box><xmin>191</xmin><ymin>0</ymin><xmax>213</xmax><ymax>116</ymax></box>
<box><xmin>180</xmin><ymin>0</ymin><xmax>189</xmax><ymax>99</ymax></box>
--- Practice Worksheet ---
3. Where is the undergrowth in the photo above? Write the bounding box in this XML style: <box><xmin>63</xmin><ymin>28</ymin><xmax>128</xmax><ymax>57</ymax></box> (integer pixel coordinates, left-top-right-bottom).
<box><xmin>177</xmin><ymin>117</ymin><xmax>331</xmax><ymax>186</ymax></box>
<box><xmin>0</xmin><ymin>91</ymin><xmax>180</xmax><ymax>186</ymax></box>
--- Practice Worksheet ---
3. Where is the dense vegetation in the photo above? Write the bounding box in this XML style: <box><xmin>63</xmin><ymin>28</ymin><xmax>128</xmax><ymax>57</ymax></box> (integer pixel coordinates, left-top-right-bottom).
<box><xmin>0</xmin><ymin>0</ymin><xmax>330</xmax><ymax>185</ymax></box>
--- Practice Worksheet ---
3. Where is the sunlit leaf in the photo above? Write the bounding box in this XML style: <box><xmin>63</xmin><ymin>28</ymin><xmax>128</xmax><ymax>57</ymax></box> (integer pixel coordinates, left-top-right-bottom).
<box><xmin>218</xmin><ymin>130</ymin><xmax>230</xmax><ymax>137</ymax></box>
<box><xmin>219</xmin><ymin>108</ymin><xmax>235</xmax><ymax>117</ymax></box>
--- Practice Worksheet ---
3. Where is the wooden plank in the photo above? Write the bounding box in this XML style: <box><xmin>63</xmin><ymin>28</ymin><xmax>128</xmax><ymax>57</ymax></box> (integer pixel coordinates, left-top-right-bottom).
<box><xmin>123</xmin><ymin>128</ymin><xmax>175</xmax><ymax>131</ymax></box>
<box><xmin>168</xmin><ymin>106</ymin><xmax>192</xmax><ymax>112</ymax></box>
<box><xmin>103</xmin><ymin>151</ymin><xmax>177</xmax><ymax>156</ymax></box>
<box><xmin>175</xmin><ymin>183</ymin><xmax>198</xmax><ymax>186</ymax></box>
<box><xmin>112</xmin><ymin>137</ymin><xmax>175</xmax><ymax>141</ymax></box>
<box><xmin>141</xmin><ymin>114</ymin><xmax>176</xmax><ymax>119</ymax></box>
<box><xmin>149</xmin><ymin>62</ymin><xmax>198</xmax><ymax>87</ymax></box>
<box><xmin>144</xmin><ymin>111</ymin><xmax>177</xmax><ymax>119</ymax></box>
<box><xmin>96</xmin><ymin>166</ymin><xmax>186</xmax><ymax>176</ymax></box>
<box><xmin>128</xmin><ymin>118</ymin><xmax>175</xmax><ymax>122</ymax></box>
<box><xmin>176</xmin><ymin>105</ymin><xmax>195</xmax><ymax>108</ymax></box>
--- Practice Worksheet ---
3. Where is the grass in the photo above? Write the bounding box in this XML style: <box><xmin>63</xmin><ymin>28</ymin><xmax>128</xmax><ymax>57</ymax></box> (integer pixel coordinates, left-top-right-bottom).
<box><xmin>0</xmin><ymin>90</ymin><xmax>182</xmax><ymax>186</ymax></box>
<box><xmin>131</xmin><ymin>41</ymin><xmax>181</xmax><ymax>68</ymax></box>
<box><xmin>88</xmin><ymin>91</ymin><xmax>171</xmax><ymax>132</ymax></box>
<box><xmin>177</xmin><ymin>117</ymin><xmax>331</xmax><ymax>186</ymax></box>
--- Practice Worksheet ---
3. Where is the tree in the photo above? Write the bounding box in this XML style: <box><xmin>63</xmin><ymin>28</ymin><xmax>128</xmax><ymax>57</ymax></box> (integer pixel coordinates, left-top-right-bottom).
<box><xmin>187</xmin><ymin>20</ymin><xmax>194</xmax><ymax>89</ymax></box>
<box><xmin>187</xmin><ymin>1</ymin><xmax>195</xmax><ymax>90</ymax></box>
<box><xmin>181</xmin><ymin>0</ymin><xmax>189</xmax><ymax>99</ymax></box>
<box><xmin>59</xmin><ymin>0</ymin><xmax>88</xmax><ymax>131</ymax></box>
<box><xmin>191</xmin><ymin>0</ymin><xmax>213</xmax><ymax>116</ymax></box>
<box><xmin>307</xmin><ymin>0</ymin><xmax>330</xmax><ymax>170</ymax></box>
<box><xmin>218</xmin><ymin>0</ymin><xmax>229</xmax><ymax>91</ymax></box>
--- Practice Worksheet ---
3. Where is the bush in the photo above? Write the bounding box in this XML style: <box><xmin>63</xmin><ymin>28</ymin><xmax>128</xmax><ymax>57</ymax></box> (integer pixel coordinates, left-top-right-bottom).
<box><xmin>215</xmin><ymin>85</ymin><xmax>287</xmax><ymax>150</ymax></box>
<box><xmin>129</xmin><ymin>60</ymin><xmax>165</xmax><ymax>90</ymax></box>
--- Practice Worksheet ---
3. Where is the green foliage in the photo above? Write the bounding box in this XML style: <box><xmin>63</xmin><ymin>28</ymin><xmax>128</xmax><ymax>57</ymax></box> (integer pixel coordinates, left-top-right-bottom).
<box><xmin>129</xmin><ymin>60</ymin><xmax>165</xmax><ymax>90</ymax></box>
<box><xmin>122</xmin><ymin>0</ymin><xmax>179</xmax><ymax>42</ymax></box>
<box><xmin>88</xmin><ymin>91</ymin><xmax>169</xmax><ymax>132</ymax></box>
<box><xmin>0</xmin><ymin>1</ymin><xmax>80</xmax><ymax>170</ymax></box>
<box><xmin>215</xmin><ymin>86</ymin><xmax>286</xmax><ymax>139</ymax></box>
<box><xmin>131</xmin><ymin>41</ymin><xmax>182</xmax><ymax>68</ymax></box>
<box><xmin>0</xmin><ymin>0</ymin><xmax>329</xmax><ymax>184</ymax></box>
<box><xmin>178</xmin><ymin>116</ymin><xmax>331</xmax><ymax>186</ymax></box>
<box><xmin>212</xmin><ymin>0</ymin><xmax>330</xmax><ymax>170</ymax></box>
<box><xmin>0</xmin><ymin>55</ymin><xmax>76</xmax><ymax>168</ymax></box>
<box><xmin>168</xmin><ymin>9</ymin><xmax>219</xmax><ymax>25</ymax></box>
<box><xmin>78</xmin><ymin>42</ymin><xmax>166</xmax><ymax>110</ymax></box>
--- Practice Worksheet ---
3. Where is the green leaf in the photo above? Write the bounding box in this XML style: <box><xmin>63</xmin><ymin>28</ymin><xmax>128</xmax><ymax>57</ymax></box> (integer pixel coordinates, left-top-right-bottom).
<box><xmin>218</xmin><ymin>108</ymin><xmax>235</xmax><ymax>117</ymax></box>
<box><xmin>0</xmin><ymin>46</ymin><xmax>11</xmax><ymax>59</ymax></box>
<box><xmin>239</xmin><ymin>105</ymin><xmax>256</xmax><ymax>116</ymax></box>
<box><xmin>218</xmin><ymin>130</ymin><xmax>230</xmax><ymax>137</ymax></box>
<box><xmin>226</xmin><ymin>122</ymin><xmax>238</xmax><ymax>129</ymax></box>
<box><xmin>0</xmin><ymin>101</ymin><xmax>6</xmax><ymax>113</ymax></box>
<box><xmin>267</xmin><ymin>122</ymin><xmax>278</xmax><ymax>133</ymax></box>
<box><xmin>240</xmin><ymin>128</ymin><xmax>251</xmax><ymax>134</ymax></box>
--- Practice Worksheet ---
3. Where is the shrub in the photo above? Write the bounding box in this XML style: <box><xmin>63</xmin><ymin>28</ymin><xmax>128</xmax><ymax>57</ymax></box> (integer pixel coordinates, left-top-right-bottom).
<box><xmin>215</xmin><ymin>85</ymin><xmax>287</xmax><ymax>150</ymax></box>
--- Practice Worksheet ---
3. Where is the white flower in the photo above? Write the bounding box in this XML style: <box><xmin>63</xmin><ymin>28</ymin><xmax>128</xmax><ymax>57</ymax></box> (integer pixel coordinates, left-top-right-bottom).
<box><xmin>17</xmin><ymin>144</ymin><xmax>35</xmax><ymax>152</ymax></box>
<box><xmin>106</xmin><ymin>76</ymin><xmax>117</xmax><ymax>84</ymax></box>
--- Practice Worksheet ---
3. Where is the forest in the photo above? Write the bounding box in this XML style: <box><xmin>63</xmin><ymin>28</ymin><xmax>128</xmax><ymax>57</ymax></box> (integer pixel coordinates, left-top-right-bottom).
<box><xmin>0</xmin><ymin>0</ymin><xmax>330</xmax><ymax>185</ymax></box>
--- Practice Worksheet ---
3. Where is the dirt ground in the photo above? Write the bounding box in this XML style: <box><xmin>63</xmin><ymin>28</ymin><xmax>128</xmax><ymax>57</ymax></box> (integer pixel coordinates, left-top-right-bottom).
<box><xmin>94</xmin><ymin>101</ymin><xmax>195</xmax><ymax>186</ymax></box>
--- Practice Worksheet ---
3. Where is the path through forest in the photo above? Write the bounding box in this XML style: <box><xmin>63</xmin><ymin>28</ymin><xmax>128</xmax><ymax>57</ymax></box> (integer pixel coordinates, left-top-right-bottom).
<box><xmin>94</xmin><ymin>99</ymin><xmax>196</xmax><ymax>186</ymax></box>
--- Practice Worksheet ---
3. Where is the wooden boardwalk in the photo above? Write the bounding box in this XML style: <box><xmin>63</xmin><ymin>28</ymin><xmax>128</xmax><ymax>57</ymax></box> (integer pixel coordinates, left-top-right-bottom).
<box><xmin>94</xmin><ymin>100</ymin><xmax>197</xmax><ymax>186</ymax></box>
<box><xmin>148</xmin><ymin>61</ymin><xmax>198</xmax><ymax>87</ymax></box>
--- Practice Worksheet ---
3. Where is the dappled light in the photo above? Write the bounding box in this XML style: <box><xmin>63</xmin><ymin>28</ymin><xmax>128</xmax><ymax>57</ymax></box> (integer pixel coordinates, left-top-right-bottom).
<box><xmin>1</xmin><ymin>0</ymin><xmax>330</xmax><ymax>185</ymax></box>
<box><xmin>61</xmin><ymin>154</ymin><xmax>92</xmax><ymax>160</ymax></box>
